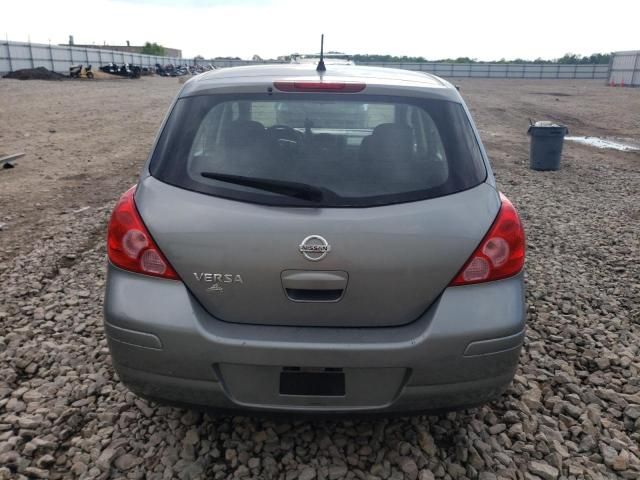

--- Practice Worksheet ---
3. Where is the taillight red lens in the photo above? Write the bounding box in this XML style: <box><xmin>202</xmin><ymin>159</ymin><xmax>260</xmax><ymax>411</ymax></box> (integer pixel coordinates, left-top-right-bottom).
<box><xmin>107</xmin><ymin>187</ymin><xmax>179</xmax><ymax>280</ymax></box>
<box><xmin>450</xmin><ymin>193</ymin><xmax>525</xmax><ymax>286</ymax></box>
<box><xmin>273</xmin><ymin>81</ymin><xmax>366</xmax><ymax>93</ymax></box>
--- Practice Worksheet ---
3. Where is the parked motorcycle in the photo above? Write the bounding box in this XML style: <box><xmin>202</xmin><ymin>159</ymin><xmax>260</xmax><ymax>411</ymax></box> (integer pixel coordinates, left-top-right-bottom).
<box><xmin>69</xmin><ymin>64</ymin><xmax>94</xmax><ymax>79</ymax></box>
<box><xmin>155</xmin><ymin>62</ymin><xmax>216</xmax><ymax>78</ymax></box>
<box><xmin>100</xmin><ymin>63</ymin><xmax>141</xmax><ymax>79</ymax></box>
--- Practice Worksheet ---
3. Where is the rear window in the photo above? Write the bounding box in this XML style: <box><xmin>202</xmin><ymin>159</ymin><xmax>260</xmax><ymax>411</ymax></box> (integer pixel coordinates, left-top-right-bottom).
<box><xmin>150</xmin><ymin>93</ymin><xmax>486</xmax><ymax>207</ymax></box>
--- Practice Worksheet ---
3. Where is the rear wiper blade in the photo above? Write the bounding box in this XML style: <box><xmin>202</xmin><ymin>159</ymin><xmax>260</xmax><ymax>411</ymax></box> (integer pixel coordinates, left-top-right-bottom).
<box><xmin>201</xmin><ymin>172</ymin><xmax>330</xmax><ymax>202</ymax></box>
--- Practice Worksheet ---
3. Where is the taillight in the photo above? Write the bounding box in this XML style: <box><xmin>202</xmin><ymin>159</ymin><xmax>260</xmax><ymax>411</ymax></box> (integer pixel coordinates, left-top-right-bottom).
<box><xmin>107</xmin><ymin>186</ymin><xmax>180</xmax><ymax>280</ymax></box>
<box><xmin>273</xmin><ymin>81</ymin><xmax>366</xmax><ymax>93</ymax></box>
<box><xmin>450</xmin><ymin>193</ymin><xmax>525</xmax><ymax>286</ymax></box>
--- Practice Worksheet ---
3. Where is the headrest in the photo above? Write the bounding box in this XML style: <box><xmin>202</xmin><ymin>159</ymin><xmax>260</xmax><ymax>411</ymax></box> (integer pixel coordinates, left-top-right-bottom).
<box><xmin>367</xmin><ymin>123</ymin><xmax>413</xmax><ymax>160</ymax></box>
<box><xmin>222</xmin><ymin>120</ymin><xmax>265</xmax><ymax>147</ymax></box>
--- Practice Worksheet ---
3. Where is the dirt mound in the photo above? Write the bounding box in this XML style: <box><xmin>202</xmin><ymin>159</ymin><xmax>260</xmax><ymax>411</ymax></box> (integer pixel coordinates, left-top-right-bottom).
<box><xmin>3</xmin><ymin>67</ymin><xmax>66</xmax><ymax>80</ymax></box>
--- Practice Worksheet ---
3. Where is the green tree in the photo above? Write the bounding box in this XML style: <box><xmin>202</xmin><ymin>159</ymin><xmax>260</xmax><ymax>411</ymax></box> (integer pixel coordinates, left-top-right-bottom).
<box><xmin>583</xmin><ymin>53</ymin><xmax>611</xmax><ymax>64</ymax></box>
<box><xmin>141</xmin><ymin>42</ymin><xmax>166</xmax><ymax>56</ymax></box>
<box><xmin>556</xmin><ymin>53</ymin><xmax>611</xmax><ymax>64</ymax></box>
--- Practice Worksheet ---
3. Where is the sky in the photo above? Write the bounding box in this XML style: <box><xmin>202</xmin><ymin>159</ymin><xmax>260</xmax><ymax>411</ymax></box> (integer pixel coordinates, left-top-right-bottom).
<box><xmin>2</xmin><ymin>0</ymin><xmax>639</xmax><ymax>60</ymax></box>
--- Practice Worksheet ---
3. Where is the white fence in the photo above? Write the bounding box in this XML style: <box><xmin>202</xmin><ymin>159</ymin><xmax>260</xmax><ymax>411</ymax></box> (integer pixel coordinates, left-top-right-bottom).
<box><xmin>608</xmin><ymin>51</ymin><xmax>640</xmax><ymax>86</ymax></box>
<box><xmin>0</xmin><ymin>40</ymin><xmax>612</xmax><ymax>80</ymax></box>
<box><xmin>0</xmin><ymin>41</ymin><xmax>185</xmax><ymax>74</ymax></box>
<box><xmin>358</xmin><ymin>62</ymin><xmax>609</xmax><ymax>79</ymax></box>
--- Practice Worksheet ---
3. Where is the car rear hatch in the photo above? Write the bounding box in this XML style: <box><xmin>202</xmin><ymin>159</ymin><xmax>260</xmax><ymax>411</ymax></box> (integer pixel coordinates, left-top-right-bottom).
<box><xmin>140</xmin><ymin>83</ymin><xmax>497</xmax><ymax>327</ymax></box>
<box><xmin>136</xmin><ymin>178</ymin><xmax>499</xmax><ymax>327</ymax></box>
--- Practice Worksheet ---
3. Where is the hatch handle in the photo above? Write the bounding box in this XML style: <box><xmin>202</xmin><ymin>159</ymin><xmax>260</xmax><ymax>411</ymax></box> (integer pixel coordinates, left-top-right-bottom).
<box><xmin>281</xmin><ymin>270</ymin><xmax>348</xmax><ymax>302</ymax></box>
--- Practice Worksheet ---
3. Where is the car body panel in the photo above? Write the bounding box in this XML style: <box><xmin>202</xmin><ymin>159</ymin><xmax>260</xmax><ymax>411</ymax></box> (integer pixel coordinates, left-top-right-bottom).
<box><xmin>135</xmin><ymin>177</ymin><xmax>500</xmax><ymax>327</ymax></box>
<box><xmin>104</xmin><ymin>264</ymin><xmax>525</xmax><ymax>412</ymax></box>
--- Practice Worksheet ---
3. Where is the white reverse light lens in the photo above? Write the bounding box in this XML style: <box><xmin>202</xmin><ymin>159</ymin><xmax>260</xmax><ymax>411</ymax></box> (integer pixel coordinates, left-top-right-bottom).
<box><xmin>462</xmin><ymin>257</ymin><xmax>490</xmax><ymax>282</ymax></box>
<box><xmin>140</xmin><ymin>249</ymin><xmax>167</xmax><ymax>274</ymax></box>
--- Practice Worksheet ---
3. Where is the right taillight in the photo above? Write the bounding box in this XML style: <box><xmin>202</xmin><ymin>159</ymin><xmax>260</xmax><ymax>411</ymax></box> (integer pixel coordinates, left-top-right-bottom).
<box><xmin>450</xmin><ymin>193</ymin><xmax>525</xmax><ymax>286</ymax></box>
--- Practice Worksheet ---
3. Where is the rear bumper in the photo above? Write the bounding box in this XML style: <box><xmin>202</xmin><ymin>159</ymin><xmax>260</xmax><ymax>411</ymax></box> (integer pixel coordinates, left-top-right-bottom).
<box><xmin>104</xmin><ymin>264</ymin><xmax>525</xmax><ymax>413</ymax></box>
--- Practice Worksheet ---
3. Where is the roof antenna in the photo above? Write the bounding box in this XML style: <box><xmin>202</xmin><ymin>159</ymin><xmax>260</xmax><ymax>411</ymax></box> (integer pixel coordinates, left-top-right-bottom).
<box><xmin>316</xmin><ymin>34</ymin><xmax>326</xmax><ymax>72</ymax></box>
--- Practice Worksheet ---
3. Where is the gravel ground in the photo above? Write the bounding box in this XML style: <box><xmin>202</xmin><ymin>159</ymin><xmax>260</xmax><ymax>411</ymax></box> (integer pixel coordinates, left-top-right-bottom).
<box><xmin>0</xmin><ymin>77</ymin><xmax>639</xmax><ymax>479</ymax></box>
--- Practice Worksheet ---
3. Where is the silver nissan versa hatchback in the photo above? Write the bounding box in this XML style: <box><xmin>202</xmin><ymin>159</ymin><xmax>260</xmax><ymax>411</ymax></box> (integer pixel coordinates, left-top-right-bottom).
<box><xmin>104</xmin><ymin>64</ymin><xmax>526</xmax><ymax>413</ymax></box>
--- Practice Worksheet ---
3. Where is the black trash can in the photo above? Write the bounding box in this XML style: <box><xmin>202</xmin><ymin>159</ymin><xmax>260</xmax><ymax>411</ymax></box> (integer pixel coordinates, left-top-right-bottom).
<box><xmin>527</xmin><ymin>122</ymin><xmax>568</xmax><ymax>171</ymax></box>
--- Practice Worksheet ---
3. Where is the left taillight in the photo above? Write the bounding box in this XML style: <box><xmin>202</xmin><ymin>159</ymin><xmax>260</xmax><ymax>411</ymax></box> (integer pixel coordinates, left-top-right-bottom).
<box><xmin>107</xmin><ymin>186</ymin><xmax>180</xmax><ymax>280</ymax></box>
